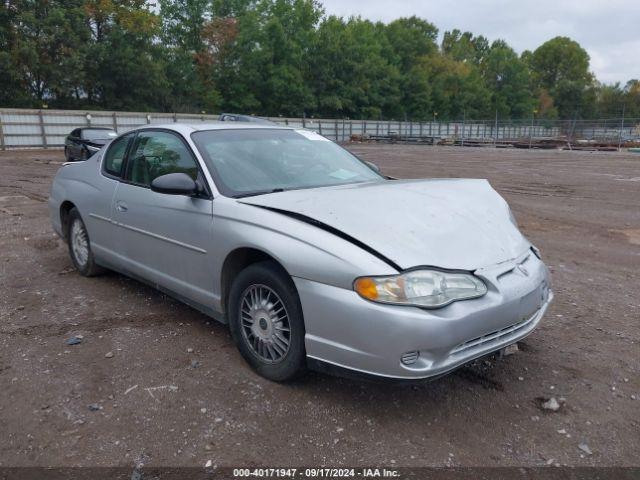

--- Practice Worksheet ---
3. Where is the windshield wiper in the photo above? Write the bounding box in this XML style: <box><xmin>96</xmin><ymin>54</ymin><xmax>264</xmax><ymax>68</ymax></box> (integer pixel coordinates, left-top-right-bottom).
<box><xmin>233</xmin><ymin>188</ymin><xmax>285</xmax><ymax>199</ymax></box>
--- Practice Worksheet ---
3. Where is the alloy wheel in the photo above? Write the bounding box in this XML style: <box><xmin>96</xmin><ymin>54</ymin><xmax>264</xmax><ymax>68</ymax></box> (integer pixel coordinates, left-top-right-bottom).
<box><xmin>239</xmin><ymin>284</ymin><xmax>291</xmax><ymax>363</ymax></box>
<box><xmin>70</xmin><ymin>219</ymin><xmax>89</xmax><ymax>267</ymax></box>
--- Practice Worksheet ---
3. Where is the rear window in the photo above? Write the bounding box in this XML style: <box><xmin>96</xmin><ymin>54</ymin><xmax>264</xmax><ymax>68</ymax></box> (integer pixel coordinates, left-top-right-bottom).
<box><xmin>103</xmin><ymin>133</ymin><xmax>133</xmax><ymax>178</ymax></box>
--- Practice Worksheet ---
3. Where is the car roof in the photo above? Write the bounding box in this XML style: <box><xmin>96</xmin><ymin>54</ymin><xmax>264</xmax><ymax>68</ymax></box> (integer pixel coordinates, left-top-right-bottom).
<box><xmin>133</xmin><ymin>122</ymin><xmax>293</xmax><ymax>135</ymax></box>
<box><xmin>82</xmin><ymin>127</ymin><xmax>114</xmax><ymax>130</ymax></box>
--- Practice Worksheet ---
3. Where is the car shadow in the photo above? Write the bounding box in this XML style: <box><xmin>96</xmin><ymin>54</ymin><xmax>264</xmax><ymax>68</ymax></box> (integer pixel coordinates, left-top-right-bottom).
<box><xmin>75</xmin><ymin>268</ymin><xmax>521</xmax><ymax>415</ymax></box>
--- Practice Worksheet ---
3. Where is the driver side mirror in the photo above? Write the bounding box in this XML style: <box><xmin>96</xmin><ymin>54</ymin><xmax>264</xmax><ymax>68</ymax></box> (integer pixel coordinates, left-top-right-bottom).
<box><xmin>365</xmin><ymin>160</ymin><xmax>381</xmax><ymax>173</ymax></box>
<box><xmin>150</xmin><ymin>172</ymin><xmax>197</xmax><ymax>196</ymax></box>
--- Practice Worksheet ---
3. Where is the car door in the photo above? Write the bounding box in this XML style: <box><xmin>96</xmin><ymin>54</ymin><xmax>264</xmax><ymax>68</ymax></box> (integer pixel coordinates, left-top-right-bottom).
<box><xmin>111</xmin><ymin>129</ymin><xmax>215</xmax><ymax>307</ymax></box>
<box><xmin>88</xmin><ymin>131</ymin><xmax>136</xmax><ymax>264</ymax></box>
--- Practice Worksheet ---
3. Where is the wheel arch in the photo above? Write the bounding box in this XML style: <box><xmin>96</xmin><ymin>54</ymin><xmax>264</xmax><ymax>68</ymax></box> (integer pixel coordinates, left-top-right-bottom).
<box><xmin>59</xmin><ymin>200</ymin><xmax>77</xmax><ymax>240</ymax></box>
<box><xmin>220</xmin><ymin>247</ymin><xmax>292</xmax><ymax>315</ymax></box>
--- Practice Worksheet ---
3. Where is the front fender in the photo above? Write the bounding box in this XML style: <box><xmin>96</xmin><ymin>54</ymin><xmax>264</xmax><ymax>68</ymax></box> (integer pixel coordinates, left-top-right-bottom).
<box><xmin>210</xmin><ymin>199</ymin><xmax>398</xmax><ymax>303</ymax></box>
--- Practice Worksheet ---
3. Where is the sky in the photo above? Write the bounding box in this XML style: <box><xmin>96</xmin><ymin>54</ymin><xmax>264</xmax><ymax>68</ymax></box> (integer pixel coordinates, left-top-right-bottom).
<box><xmin>319</xmin><ymin>0</ymin><xmax>639</xmax><ymax>85</ymax></box>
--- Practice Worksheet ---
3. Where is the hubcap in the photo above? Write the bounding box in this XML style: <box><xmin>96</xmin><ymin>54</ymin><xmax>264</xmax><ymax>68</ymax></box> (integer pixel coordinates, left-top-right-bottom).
<box><xmin>70</xmin><ymin>219</ymin><xmax>89</xmax><ymax>266</ymax></box>
<box><xmin>239</xmin><ymin>284</ymin><xmax>291</xmax><ymax>363</ymax></box>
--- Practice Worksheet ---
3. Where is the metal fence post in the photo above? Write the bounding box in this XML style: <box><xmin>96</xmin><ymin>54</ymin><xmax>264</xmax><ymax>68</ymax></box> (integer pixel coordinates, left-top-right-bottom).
<box><xmin>461</xmin><ymin>111</ymin><xmax>466</xmax><ymax>147</ymax></box>
<box><xmin>618</xmin><ymin>104</ymin><xmax>626</xmax><ymax>151</ymax></box>
<box><xmin>112</xmin><ymin>112</ymin><xmax>118</xmax><ymax>131</ymax></box>
<box><xmin>39</xmin><ymin>110</ymin><xmax>48</xmax><ymax>149</ymax></box>
<box><xmin>0</xmin><ymin>111</ymin><xmax>5</xmax><ymax>150</ymax></box>
<box><xmin>334</xmin><ymin>120</ymin><xmax>338</xmax><ymax>142</ymax></box>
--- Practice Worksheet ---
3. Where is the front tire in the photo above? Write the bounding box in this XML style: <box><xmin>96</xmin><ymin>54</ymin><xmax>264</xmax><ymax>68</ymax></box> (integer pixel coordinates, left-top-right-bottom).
<box><xmin>67</xmin><ymin>208</ymin><xmax>104</xmax><ymax>277</ymax></box>
<box><xmin>228</xmin><ymin>261</ymin><xmax>306</xmax><ymax>382</ymax></box>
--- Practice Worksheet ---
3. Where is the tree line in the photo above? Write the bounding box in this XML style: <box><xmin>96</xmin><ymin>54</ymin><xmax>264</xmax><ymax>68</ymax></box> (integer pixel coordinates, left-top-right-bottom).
<box><xmin>1</xmin><ymin>0</ymin><xmax>639</xmax><ymax>121</ymax></box>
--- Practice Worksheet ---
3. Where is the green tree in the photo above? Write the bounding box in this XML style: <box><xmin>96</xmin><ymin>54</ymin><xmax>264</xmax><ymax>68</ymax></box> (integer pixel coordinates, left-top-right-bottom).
<box><xmin>623</xmin><ymin>79</ymin><xmax>640</xmax><ymax>118</ymax></box>
<box><xmin>83</xmin><ymin>0</ymin><xmax>169</xmax><ymax>110</ymax></box>
<box><xmin>2</xmin><ymin>1</ymin><xmax>635</xmax><ymax>120</ymax></box>
<box><xmin>160</xmin><ymin>0</ymin><xmax>242</xmax><ymax>112</ymax></box>
<box><xmin>384</xmin><ymin>16</ymin><xmax>438</xmax><ymax>72</ymax></box>
<box><xmin>401</xmin><ymin>61</ymin><xmax>433</xmax><ymax>120</ymax></box>
<box><xmin>419</xmin><ymin>54</ymin><xmax>491</xmax><ymax>120</ymax></box>
<box><xmin>310</xmin><ymin>16</ymin><xmax>401</xmax><ymax>119</ymax></box>
<box><xmin>442</xmin><ymin>29</ymin><xmax>489</xmax><ymax>65</ymax></box>
<box><xmin>216</xmin><ymin>0</ymin><xmax>322</xmax><ymax>116</ymax></box>
<box><xmin>381</xmin><ymin>16</ymin><xmax>439</xmax><ymax>120</ymax></box>
<box><xmin>593</xmin><ymin>83</ymin><xmax>624</xmax><ymax>118</ymax></box>
<box><xmin>528</xmin><ymin>36</ymin><xmax>593</xmax><ymax>118</ymax></box>
<box><xmin>482</xmin><ymin>40</ymin><xmax>535</xmax><ymax>118</ymax></box>
<box><xmin>7</xmin><ymin>0</ymin><xmax>88</xmax><ymax>107</ymax></box>
<box><xmin>0</xmin><ymin>1</ymin><xmax>30</xmax><ymax>106</ymax></box>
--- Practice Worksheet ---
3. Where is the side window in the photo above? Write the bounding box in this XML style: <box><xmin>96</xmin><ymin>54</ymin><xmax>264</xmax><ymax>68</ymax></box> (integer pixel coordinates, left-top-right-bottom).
<box><xmin>103</xmin><ymin>133</ymin><xmax>133</xmax><ymax>178</ymax></box>
<box><xmin>71</xmin><ymin>129</ymin><xmax>81</xmax><ymax>138</ymax></box>
<box><xmin>126</xmin><ymin>131</ymin><xmax>199</xmax><ymax>187</ymax></box>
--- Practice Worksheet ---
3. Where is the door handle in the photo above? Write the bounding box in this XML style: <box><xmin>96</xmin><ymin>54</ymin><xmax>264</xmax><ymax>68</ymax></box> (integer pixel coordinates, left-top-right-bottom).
<box><xmin>116</xmin><ymin>202</ymin><xmax>128</xmax><ymax>212</ymax></box>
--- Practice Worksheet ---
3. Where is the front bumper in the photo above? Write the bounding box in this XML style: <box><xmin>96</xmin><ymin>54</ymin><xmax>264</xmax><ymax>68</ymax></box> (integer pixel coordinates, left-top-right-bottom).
<box><xmin>295</xmin><ymin>250</ymin><xmax>552</xmax><ymax>380</ymax></box>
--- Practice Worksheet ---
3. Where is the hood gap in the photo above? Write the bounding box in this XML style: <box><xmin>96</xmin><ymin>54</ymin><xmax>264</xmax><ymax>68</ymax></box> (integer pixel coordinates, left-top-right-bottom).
<box><xmin>245</xmin><ymin>204</ymin><xmax>402</xmax><ymax>272</ymax></box>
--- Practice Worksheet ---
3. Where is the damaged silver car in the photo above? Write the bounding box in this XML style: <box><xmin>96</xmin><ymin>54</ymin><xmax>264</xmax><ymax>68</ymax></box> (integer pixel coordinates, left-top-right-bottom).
<box><xmin>49</xmin><ymin>123</ymin><xmax>553</xmax><ymax>382</ymax></box>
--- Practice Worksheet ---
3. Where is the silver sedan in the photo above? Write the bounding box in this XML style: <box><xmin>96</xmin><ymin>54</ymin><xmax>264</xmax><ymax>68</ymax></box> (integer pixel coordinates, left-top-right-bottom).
<box><xmin>49</xmin><ymin>123</ymin><xmax>553</xmax><ymax>382</ymax></box>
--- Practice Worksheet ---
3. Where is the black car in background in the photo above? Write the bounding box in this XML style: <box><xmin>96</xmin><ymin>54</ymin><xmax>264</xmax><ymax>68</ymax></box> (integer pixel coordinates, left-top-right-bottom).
<box><xmin>64</xmin><ymin>127</ymin><xmax>117</xmax><ymax>161</ymax></box>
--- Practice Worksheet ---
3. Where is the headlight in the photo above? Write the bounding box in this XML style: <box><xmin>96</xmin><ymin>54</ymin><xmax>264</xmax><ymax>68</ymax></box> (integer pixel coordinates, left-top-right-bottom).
<box><xmin>354</xmin><ymin>269</ymin><xmax>487</xmax><ymax>308</ymax></box>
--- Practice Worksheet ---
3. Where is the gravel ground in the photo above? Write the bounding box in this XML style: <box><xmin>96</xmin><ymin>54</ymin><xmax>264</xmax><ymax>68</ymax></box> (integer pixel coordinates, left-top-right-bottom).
<box><xmin>0</xmin><ymin>145</ymin><xmax>638</xmax><ymax>468</ymax></box>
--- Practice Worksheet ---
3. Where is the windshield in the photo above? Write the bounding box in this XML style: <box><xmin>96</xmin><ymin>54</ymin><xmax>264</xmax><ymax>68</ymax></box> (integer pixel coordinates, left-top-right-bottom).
<box><xmin>83</xmin><ymin>129</ymin><xmax>117</xmax><ymax>141</ymax></box>
<box><xmin>191</xmin><ymin>129</ymin><xmax>383</xmax><ymax>197</ymax></box>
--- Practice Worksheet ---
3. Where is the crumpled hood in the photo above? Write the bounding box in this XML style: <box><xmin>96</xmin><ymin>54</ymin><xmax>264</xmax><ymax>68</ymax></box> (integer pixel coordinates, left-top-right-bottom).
<box><xmin>241</xmin><ymin>179</ymin><xmax>530</xmax><ymax>271</ymax></box>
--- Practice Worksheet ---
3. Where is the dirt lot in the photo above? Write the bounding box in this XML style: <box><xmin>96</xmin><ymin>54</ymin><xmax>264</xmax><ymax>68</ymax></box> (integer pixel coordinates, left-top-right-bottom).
<box><xmin>0</xmin><ymin>145</ymin><xmax>638</xmax><ymax>468</ymax></box>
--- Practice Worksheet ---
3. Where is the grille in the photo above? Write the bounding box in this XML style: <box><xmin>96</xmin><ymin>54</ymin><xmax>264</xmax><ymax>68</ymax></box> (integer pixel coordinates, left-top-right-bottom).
<box><xmin>401</xmin><ymin>351</ymin><xmax>420</xmax><ymax>365</ymax></box>
<box><xmin>450</xmin><ymin>309</ymin><xmax>540</xmax><ymax>356</ymax></box>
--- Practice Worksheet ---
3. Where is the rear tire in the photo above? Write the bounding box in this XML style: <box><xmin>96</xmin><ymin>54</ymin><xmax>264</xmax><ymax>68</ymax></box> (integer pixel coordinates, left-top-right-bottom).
<box><xmin>228</xmin><ymin>261</ymin><xmax>306</xmax><ymax>382</ymax></box>
<box><xmin>67</xmin><ymin>208</ymin><xmax>104</xmax><ymax>277</ymax></box>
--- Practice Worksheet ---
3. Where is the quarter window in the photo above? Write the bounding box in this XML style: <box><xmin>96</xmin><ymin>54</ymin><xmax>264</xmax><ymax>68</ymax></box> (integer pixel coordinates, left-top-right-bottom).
<box><xmin>103</xmin><ymin>133</ymin><xmax>134</xmax><ymax>178</ymax></box>
<box><xmin>126</xmin><ymin>131</ymin><xmax>198</xmax><ymax>187</ymax></box>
